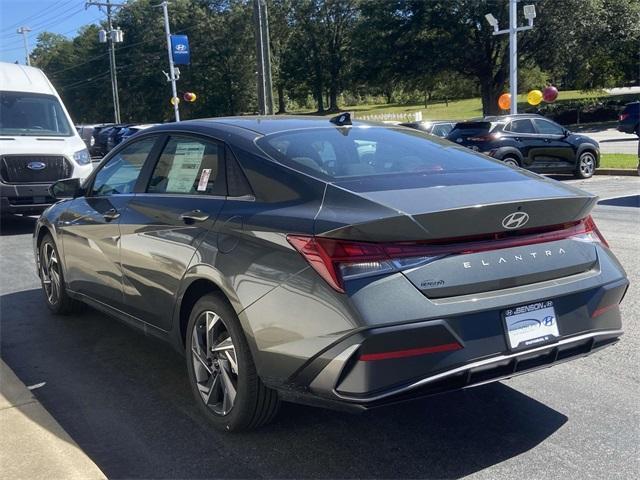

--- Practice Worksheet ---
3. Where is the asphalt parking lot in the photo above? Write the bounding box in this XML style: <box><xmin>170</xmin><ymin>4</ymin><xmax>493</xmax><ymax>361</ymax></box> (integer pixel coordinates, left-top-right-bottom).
<box><xmin>1</xmin><ymin>175</ymin><xmax>638</xmax><ymax>479</ymax></box>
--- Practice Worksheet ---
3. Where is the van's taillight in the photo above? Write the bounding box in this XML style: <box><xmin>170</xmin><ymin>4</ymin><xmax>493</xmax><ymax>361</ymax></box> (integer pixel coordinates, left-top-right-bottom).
<box><xmin>619</xmin><ymin>113</ymin><xmax>630</xmax><ymax>121</ymax></box>
<box><xmin>287</xmin><ymin>215</ymin><xmax>607</xmax><ymax>293</ymax></box>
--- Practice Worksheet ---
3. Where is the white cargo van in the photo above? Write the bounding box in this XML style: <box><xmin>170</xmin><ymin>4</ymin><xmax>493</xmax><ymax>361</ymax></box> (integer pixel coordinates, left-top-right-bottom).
<box><xmin>0</xmin><ymin>62</ymin><xmax>93</xmax><ymax>215</ymax></box>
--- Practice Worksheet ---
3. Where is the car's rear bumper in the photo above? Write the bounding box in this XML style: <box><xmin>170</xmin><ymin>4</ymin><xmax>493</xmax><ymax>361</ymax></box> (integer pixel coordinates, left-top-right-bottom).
<box><xmin>1</xmin><ymin>182</ymin><xmax>55</xmax><ymax>215</ymax></box>
<box><xmin>280</xmin><ymin>275</ymin><xmax>627</xmax><ymax>410</ymax></box>
<box><xmin>617</xmin><ymin>120</ymin><xmax>638</xmax><ymax>134</ymax></box>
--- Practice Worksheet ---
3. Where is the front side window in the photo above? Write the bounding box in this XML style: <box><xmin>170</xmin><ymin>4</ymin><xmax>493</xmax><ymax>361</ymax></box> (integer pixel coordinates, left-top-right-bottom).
<box><xmin>0</xmin><ymin>91</ymin><xmax>72</xmax><ymax>136</ymax></box>
<box><xmin>91</xmin><ymin>138</ymin><xmax>155</xmax><ymax>196</ymax></box>
<box><xmin>257</xmin><ymin>126</ymin><xmax>503</xmax><ymax>180</ymax></box>
<box><xmin>534</xmin><ymin>119</ymin><xmax>565</xmax><ymax>135</ymax></box>
<box><xmin>147</xmin><ymin>137</ymin><xmax>224</xmax><ymax>195</ymax></box>
<box><xmin>506</xmin><ymin>119</ymin><xmax>536</xmax><ymax>134</ymax></box>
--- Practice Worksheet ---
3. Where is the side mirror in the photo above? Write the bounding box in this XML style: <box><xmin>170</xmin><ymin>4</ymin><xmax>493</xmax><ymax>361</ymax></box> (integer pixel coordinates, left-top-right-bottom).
<box><xmin>563</xmin><ymin>129</ymin><xmax>571</xmax><ymax>137</ymax></box>
<box><xmin>49</xmin><ymin>178</ymin><xmax>83</xmax><ymax>200</ymax></box>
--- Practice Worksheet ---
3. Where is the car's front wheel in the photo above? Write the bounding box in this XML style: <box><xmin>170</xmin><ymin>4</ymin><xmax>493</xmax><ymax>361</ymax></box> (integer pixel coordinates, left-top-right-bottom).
<box><xmin>501</xmin><ymin>156</ymin><xmax>520</xmax><ymax>168</ymax></box>
<box><xmin>185</xmin><ymin>293</ymin><xmax>279</xmax><ymax>431</ymax></box>
<box><xmin>575</xmin><ymin>151</ymin><xmax>596</xmax><ymax>179</ymax></box>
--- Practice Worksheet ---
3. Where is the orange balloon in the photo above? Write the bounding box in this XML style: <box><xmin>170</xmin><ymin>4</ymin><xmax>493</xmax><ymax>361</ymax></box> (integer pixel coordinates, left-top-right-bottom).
<box><xmin>498</xmin><ymin>93</ymin><xmax>511</xmax><ymax>110</ymax></box>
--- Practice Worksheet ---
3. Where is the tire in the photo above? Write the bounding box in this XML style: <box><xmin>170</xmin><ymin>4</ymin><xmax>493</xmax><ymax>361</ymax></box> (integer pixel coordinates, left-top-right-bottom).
<box><xmin>501</xmin><ymin>155</ymin><xmax>520</xmax><ymax>168</ymax></box>
<box><xmin>38</xmin><ymin>234</ymin><xmax>78</xmax><ymax>314</ymax></box>
<box><xmin>185</xmin><ymin>293</ymin><xmax>280</xmax><ymax>432</ymax></box>
<box><xmin>575</xmin><ymin>150</ymin><xmax>596</xmax><ymax>179</ymax></box>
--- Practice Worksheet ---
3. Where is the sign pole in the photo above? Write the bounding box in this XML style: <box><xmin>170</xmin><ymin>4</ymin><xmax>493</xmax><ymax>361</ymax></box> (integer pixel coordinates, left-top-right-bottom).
<box><xmin>160</xmin><ymin>1</ymin><xmax>180</xmax><ymax>122</ymax></box>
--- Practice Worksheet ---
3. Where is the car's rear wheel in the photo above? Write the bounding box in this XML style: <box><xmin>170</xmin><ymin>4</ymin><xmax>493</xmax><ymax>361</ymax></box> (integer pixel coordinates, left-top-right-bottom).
<box><xmin>185</xmin><ymin>293</ymin><xmax>279</xmax><ymax>431</ymax></box>
<box><xmin>39</xmin><ymin>234</ymin><xmax>77</xmax><ymax>314</ymax></box>
<box><xmin>502</xmin><ymin>156</ymin><xmax>520</xmax><ymax>168</ymax></box>
<box><xmin>575</xmin><ymin>151</ymin><xmax>596</xmax><ymax>179</ymax></box>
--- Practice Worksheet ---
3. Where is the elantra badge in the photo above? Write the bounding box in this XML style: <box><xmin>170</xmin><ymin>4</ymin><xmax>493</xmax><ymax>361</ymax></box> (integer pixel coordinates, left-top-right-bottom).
<box><xmin>502</xmin><ymin>211</ymin><xmax>529</xmax><ymax>229</ymax></box>
<box><xmin>27</xmin><ymin>161</ymin><xmax>46</xmax><ymax>170</ymax></box>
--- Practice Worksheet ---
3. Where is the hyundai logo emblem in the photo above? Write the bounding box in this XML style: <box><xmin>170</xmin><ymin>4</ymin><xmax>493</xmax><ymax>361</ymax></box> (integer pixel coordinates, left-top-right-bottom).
<box><xmin>502</xmin><ymin>211</ymin><xmax>530</xmax><ymax>229</ymax></box>
<box><xmin>175</xmin><ymin>44</ymin><xmax>187</xmax><ymax>51</ymax></box>
<box><xmin>27</xmin><ymin>161</ymin><xmax>46</xmax><ymax>171</ymax></box>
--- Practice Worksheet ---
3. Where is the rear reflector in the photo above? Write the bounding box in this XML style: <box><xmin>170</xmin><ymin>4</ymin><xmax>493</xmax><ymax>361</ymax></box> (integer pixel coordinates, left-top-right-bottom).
<box><xmin>287</xmin><ymin>215</ymin><xmax>608</xmax><ymax>293</ymax></box>
<box><xmin>359</xmin><ymin>342</ymin><xmax>462</xmax><ymax>361</ymax></box>
<box><xmin>591</xmin><ymin>303</ymin><xmax>619</xmax><ymax>318</ymax></box>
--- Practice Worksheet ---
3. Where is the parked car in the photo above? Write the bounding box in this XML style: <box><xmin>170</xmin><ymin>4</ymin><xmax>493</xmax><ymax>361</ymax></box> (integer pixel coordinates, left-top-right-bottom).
<box><xmin>94</xmin><ymin>124</ymin><xmax>118</xmax><ymax>156</ymax></box>
<box><xmin>400</xmin><ymin>120</ymin><xmax>457</xmax><ymax>138</ymax></box>
<box><xmin>118</xmin><ymin>124</ymin><xmax>157</xmax><ymax>143</ymax></box>
<box><xmin>106</xmin><ymin>124</ymin><xmax>132</xmax><ymax>152</ymax></box>
<box><xmin>617</xmin><ymin>101</ymin><xmax>639</xmax><ymax>135</ymax></box>
<box><xmin>74</xmin><ymin>123</ymin><xmax>112</xmax><ymax>155</ymax></box>
<box><xmin>35</xmin><ymin>115</ymin><xmax>626</xmax><ymax>431</ymax></box>
<box><xmin>0</xmin><ymin>62</ymin><xmax>93</xmax><ymax>216</ymax></box>
<box><xmin>447</xmin><ymin>114</ymin><xmax>600</xmax><ymax>178</ymax></box>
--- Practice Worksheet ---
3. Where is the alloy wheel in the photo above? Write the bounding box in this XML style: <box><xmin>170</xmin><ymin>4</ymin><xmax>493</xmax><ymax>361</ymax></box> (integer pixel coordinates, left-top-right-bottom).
<box><xmin>191</xmin><ymin>310</ymin><xmax>239</xmax><ymax>416</ymax></box>
<box><xmin>40</xmin><ymin>243</ymin><xmax>61</xmax><ymax>305</ymax></box>
<box><xmin>579</xmin><ymin>153</ymin><xmax>595</xmax><ymax>176</ymax></box>
<box><xmin>503</xmin><ymin>158</ymin><xmax>519</xmax><ymax>168</ymax></box>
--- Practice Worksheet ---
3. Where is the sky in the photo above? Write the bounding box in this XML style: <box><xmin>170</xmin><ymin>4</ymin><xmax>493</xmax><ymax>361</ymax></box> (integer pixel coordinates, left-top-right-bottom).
<box><xmin>0</xmin><ymin>0</ymin><xmax>103</xmax><ymax>64</ymax></box>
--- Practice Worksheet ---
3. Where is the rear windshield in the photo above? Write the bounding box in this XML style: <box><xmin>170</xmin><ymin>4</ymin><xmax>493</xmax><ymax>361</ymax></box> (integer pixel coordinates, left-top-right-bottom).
<box><xmin>0</xmin><ymin>91</ymin><xmax>72</xmax><ymax>137</ymax></box>
<box><xmin>256</xmin><ymin>126</ymin><xmax>502</xmax><ymax>180</ymax></box>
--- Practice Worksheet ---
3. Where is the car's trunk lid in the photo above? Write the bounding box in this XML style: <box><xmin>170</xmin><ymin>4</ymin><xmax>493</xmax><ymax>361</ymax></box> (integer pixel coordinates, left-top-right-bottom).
<box><xmin>315</xmin><ymin>170</ymin><xmax>599</xmax><ymax>297</ymax></box>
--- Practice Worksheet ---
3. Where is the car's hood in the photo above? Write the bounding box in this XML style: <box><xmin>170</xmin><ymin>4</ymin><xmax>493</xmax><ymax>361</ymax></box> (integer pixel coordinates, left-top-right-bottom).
<box><xmin>0</xmin><ymin>135</ymin><xmax>86</xmax><ymax>156</ymax></box>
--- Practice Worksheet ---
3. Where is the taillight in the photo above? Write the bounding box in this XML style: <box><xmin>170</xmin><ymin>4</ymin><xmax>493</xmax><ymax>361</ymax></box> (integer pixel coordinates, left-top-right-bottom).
<box><xmin>287</xmin><ymin>215</ymin><xmax>607</xmax><ymax>293</ymax></box>
<box><xmin>619</xmin><ymin>113</ymin><xmax>630</xmax><ymax>121</ymax></box>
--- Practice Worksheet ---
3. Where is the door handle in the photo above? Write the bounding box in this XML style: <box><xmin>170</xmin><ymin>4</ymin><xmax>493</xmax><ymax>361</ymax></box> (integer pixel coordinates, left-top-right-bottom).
<box><xmin>179</xmin><ymin>209</ymin><xmax>210</xmax><ymax>223</ymax></box>
<box><xmin>103</xmin><ymin>208</ymin><xmax>120</xmax><ymax>221</ymax></box>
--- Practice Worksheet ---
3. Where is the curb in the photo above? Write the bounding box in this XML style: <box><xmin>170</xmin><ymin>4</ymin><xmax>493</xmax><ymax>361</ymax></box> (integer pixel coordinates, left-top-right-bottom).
<box><xmin>0</xmin><ymin>360</ymin><xmax>107</xmax><ymax>480</ymax></box>
<box><xmin>595</xmin><ymin>168</ymin><xmax>639</xmax><ymax>176</ymax></box>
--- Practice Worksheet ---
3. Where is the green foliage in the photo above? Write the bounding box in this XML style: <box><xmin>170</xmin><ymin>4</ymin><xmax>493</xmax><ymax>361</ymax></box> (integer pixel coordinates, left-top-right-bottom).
<box><xmin>29</xmin><ymin>0</ymin><xmax>640</xmax><ymax>123</ymax></box>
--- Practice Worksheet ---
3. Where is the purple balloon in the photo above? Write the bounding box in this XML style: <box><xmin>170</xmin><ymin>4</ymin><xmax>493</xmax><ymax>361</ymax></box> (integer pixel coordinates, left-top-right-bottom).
<box><xmin>543</xmin><ymin>86</ymin><xmax>558</xmax><ymax>103</ymax></box>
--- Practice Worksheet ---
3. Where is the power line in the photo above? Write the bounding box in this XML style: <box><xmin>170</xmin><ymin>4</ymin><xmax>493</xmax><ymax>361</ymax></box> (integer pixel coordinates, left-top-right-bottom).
<box><xmin>0</xmin><ymin>0</ymin><xmax>78</xmax><ymax>34</ymax></box>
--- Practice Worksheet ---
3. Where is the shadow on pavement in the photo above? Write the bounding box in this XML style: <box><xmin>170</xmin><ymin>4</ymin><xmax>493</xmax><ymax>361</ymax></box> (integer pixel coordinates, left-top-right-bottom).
<box><xmin>1</xmin><ymin>288</ymin><xmax>568</xmax><ymax>479</ymax></box>
<box><xmin>598</xmin><ymin>195</ymin><xmax>640</xmax><ymax>208</ymax></box>
<box><xmin>0</xmin><ymin>215</ymin><xmax>37</xmax><ymax>236</ymax></box>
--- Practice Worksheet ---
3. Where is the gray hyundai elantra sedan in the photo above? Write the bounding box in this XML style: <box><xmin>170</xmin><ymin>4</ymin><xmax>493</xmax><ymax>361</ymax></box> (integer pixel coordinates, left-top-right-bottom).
<box><xmin>34</xmin><ymin>115</ymin><xmax>627</xmax><ymax>431</ymax></box>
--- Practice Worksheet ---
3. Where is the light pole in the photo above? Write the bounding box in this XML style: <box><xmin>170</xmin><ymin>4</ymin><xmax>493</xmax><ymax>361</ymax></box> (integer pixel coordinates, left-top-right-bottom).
<box><xmin>158</xmin><ymin>1</ymin><xmax>180</xmax><ymax>122</ymax></box>
<box><xmin>484</xmin><ymin>1</ymin><xmax>536</xmax><ymax>114</ymax></box>
<box><xmin>86</xmin><ymin>1</ymin><xmax>125</xmax><ymax>123</ymax></box>
<box><xmin>16</xmin><ymin>26</ymin><xmax>31</xmax><ymax>66</ymax></box>
<box><xmin>253</xmin><ymin>0</ymin><xmax>273</xmax><ymax>115</ymax></box>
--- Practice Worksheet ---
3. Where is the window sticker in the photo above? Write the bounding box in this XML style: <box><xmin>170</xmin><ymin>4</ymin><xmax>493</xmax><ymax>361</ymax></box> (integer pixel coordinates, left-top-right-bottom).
<box><xmin>166</xmin><ymin>142</ymin><xmax>205</xmax><ymax>193</ymax></box>
<box><xmin>197</xmin><ymin>168</ymin><xmax>212</xmax><ymax>191</ymax></box>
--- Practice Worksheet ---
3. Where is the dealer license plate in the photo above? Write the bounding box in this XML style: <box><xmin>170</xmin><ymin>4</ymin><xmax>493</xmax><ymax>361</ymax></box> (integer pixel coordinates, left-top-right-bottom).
<box><xmin>503</xmin><ymin>300</ymin><xmax>559</xmax><ymax>350</ymax></box>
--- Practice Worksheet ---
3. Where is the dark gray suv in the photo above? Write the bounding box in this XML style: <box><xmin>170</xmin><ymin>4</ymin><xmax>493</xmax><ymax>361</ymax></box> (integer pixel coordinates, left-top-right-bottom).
<box><xmin>34</xmin><ymin>116</ymin><xmax>627</xmax><ymax>431</ymax></box>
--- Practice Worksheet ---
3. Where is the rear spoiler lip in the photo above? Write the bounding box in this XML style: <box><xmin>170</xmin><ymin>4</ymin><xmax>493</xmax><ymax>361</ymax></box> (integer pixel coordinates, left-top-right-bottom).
<box><xmin>319</xmin><ymin>195</ymin><xmax>598</xmax><ymax>243</ymax></box>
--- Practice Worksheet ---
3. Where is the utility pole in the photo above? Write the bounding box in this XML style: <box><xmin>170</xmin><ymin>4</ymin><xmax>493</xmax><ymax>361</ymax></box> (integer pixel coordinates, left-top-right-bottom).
<box><xmin>485</xmin><ymin>1</ymin><xmax>536</xmax><ymax>114</ymax></box>
<box><xmin>158</xmin><ymin>1</ymin><xmax>180</xmax><ymax>122</ymax></box>
<box><xmin>253</xmin><ymin>0</ymin><xmax>273</xmax><ymax>115</ymax></box>
<box><xmin>16</xmin><ymin>26</ymin><xmax>31</xmax><ymax>66</ymax></box>
<box><xmin>86</xmin><ymin>1</ymin><xmax>124</xmax><ymax>123</ymax></box>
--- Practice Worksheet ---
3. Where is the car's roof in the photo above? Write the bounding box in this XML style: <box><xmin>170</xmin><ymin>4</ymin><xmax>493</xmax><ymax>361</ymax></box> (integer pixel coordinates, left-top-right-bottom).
<box><xmin>484</xmin><ymin>113</ymin><xmax>544</xmax><ymax>121</ymax></box>
<box><xmin>179</xmin><ymin>115</ymin><xmax>380</xmax><ymax>135</ymax></box>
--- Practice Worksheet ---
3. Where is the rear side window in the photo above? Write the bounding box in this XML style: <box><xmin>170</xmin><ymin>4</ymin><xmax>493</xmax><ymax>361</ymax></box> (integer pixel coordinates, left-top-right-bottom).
<box><xmin>257</xmin><ymin>126</ymin><xmax>502</xmax><ymax>180</ymax></box>
<box><xmin>148</xmin><ymin>136</ymin><xmax>224</xmax><ymax>195</ymax></box>
<box><xmin>505</xmin><ymin>119</ymin><xmax>535</xmax><ymax>134</ymax></box>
